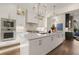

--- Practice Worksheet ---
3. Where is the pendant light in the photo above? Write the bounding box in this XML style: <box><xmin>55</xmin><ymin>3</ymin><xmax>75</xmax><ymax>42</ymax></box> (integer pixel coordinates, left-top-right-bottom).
<box><xmin>37</xmin><ymin>3</ymin><xmax>40</xmax><ymax>17</ymax></box>
<box><xmin>53</xmin><ymin>4</ymin><xmax>56</xmax><ymax>16</ymax></box>
<box><xmin>17</xmin><ymin>4</ymin><xmax>25</xmax><ymax>16</ymax></box>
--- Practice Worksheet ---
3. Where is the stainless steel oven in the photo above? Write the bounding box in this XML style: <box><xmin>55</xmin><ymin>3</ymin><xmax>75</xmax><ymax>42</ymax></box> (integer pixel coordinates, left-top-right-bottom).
<box><xmin>1</xmin><ymin>31</ymin><xmax>16</xmax><ymax>41</ymax></box>
<box><xmin>0</xmin><ymin>18</ymin><xmax>16</xmax><ymax>41</ymax></box>
<box><xmin>1</xmin><ymin>18</ymin><xmax>16</xmax><ymax>29</ymax></box>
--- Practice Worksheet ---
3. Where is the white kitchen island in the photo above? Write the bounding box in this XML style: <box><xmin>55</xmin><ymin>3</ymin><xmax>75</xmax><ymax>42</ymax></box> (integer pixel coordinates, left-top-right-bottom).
<box><xmin>20</xmin><ymin>32</ymin><xmax>65</xmax><ymax>55</ymax></box>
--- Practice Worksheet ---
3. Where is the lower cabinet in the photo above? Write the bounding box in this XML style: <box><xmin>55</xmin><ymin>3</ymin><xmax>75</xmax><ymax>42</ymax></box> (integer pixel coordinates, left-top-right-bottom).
<box><xmin>41</xmin><ymin>36</ymin><xmax>51</xmax><ymax>54</ymax></box>
<box><xmin>57</xmin><ymin>32</ymin><xmax>65</xmax><ymax>44</ymax></box>
<box><xmin>29</xmin><ymin>37</ymin><xmax>51</xmax><ymax>55</ymax></box>
<box><xmin>29</xmin><ymin>32</ymin><xmax>65</xmax><ymax>55</ymax></box>
<box><xmin>29</xmin><ymin>39</ymin><xmax>41</xmax><ymax>55</ymax></box>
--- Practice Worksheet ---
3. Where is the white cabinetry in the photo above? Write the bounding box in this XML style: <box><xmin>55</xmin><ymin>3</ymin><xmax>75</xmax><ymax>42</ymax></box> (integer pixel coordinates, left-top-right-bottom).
<box><xmin>50</xmin><ymin>34</ymin><xmax>57</xmax><ymax>50</ymax></box>
<box><xmin>29</xmin><ymin>32</ymin><xmax>65</xmax><ymax>55</ymax></box>
<box><xmin>0</xmin><ymin>6</ymin><xmax>9</xmax><ymax>18</ymax></box>
<box><xmin>29</xmin><ymin>39</ymin><xmax>41</xmax><ymax>55</ymax></box>
<box><xmin>21</xmin><ymin>32</ymin><xmax>65</xmax><ymax>55</ymax></box>
<box><xmin>0</xmin><ymin>5</ymin><xmax>16</xmax><ymax>19</ymax></box>
<box><xmin>41</xmin><ymin>36</ymin><xmax>51</xmax><ymax>54</ymax></box>
<box><xmin>8</xmin><ymin>5</ymin><xmax>17</xmax><ymax>19</ymax></box>
<box><xmin>27</xmin><ymin>4</ymin><xmax>38</xmax><ymax>24</ymax></box>
<box><xmin>54</xmin><ymin>32</ymin><xmax>65</xmax><ymax>47</ymax></box>
<box><xmin>29</xmin><ymin>36</ymin><xmax>51</xmax><ymax>55</ymax></box>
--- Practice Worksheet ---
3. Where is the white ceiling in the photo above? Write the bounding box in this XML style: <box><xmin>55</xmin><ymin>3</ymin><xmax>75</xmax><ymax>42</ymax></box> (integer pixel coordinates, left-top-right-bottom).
<box><xmin>0</xmin><ymin>3</ymin><xmax>76</xmax><ymax>7</ymax></box>
<box><xmin>0</xmin><ymin>3</ymin><xmax>79</xmax><ymax>15</ymax></box>
<box><xmin>15</xmin><ymin>3</ymin><xmax>73</xmax><ymax>8</ymax></box>
<box><xmin>0</xmin><ymin>3</ymin><xmax>73</xmax><ymax>10</ymax></box>
<box><xmin>69</xmin><ymin>9</ymin><xmax>79</xmax><ymax>16</ymax></box>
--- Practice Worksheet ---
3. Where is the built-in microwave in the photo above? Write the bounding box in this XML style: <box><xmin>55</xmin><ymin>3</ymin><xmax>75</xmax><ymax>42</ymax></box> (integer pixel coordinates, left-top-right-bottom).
<box><xmin>0</xmin><ymin>18</ymin><xmax>16</xmax><ymax>41</ymax></box>
<box><xmin>4</xmin><ymin>21</ymin><xmax>14</xmax><ymax>27</ymax></box>
<box><xmin>4</xmin><ymin>32</ymin><xmax>13</xmax><ymax>39</ymax></box>
<box><xmin>1</xmin><ymin>18</ymin><xmax>16</xmax><ymax>29</ymax></box>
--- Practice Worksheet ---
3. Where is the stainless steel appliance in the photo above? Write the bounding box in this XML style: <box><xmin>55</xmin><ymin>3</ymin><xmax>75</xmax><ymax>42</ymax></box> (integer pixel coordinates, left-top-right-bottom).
<box><xmin>0</xmin><ymin>18</ymin><xmax>16</xmax><ymax>41</ymax></box>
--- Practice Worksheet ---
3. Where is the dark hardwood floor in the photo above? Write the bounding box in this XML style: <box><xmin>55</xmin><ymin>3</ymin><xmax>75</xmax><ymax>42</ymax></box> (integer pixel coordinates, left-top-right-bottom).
<box><xmin>0</xmin><ymin>43</ymin><xmax>20</xmax><ymax>55</ymax></box>
<box><xmin>48</xmin><ymin>39</ymin><xmax>79</xmax><ymax>55</ymax></box>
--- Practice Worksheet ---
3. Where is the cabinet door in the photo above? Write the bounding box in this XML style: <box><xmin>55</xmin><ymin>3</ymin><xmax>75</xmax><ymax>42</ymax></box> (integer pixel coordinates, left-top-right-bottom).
<box><xmin>52</xmin><ymin>33</ymin><xmax>57</xmax><ymax>47</ymax></box>
<box><xmin>51</xmin><ymin>33</ymin><xmax>61</xmax><ymax>49</ymax></box>
<box><xmin>27</xmin><ymin>4</ymin><xmax>38</xmax><ymax>23</ymax></box>
<box><xmin>50</xmin><ymin>35</ymin><xmax>54</xmax><ymax>49</ymax></box>
<box><xmin>29</xmin><ymin>39</ymin><xmax>42</xmax><ymax>55</ymax></box>
<box><xmin>9</xmin><ymin>5</ymin><xmax>17</xmax><ymax>19</ymax></box>
<box><xmin>0</xmin><ymin>5</ymin><xmax>9</xmax><ymax>18</ymax></box>
<box><xmin>60</xmin><ymin>32</ymin><xmax>65</xmax><ymax>42</ymax></box>
<box><xmin>55</xmin><ymin>32</ymin><xmax>64</xmax><ymax>46</ymax></box>
<box><xmin>48</xmin><ymin>36</ymin><xmax>54</xmax><ymax>51</ymax></box>
<box><xmin>0</xmin><ymin>5</ymin><xmax>16</xmax><ymax>19</ymax></box>
<box><xmin>40</xmin><ymin>37</ymin><xmax>51</xmax><ymax>54</ymax></box>
<box><xmin>29</xmin><ymin>37</ymin><xmax>52</xmax><ymax>55</ymax></box>
<box><xmin>55</xmin><ymin>33</ymin><xmax>62</xmax><ymax>46</ymax></box>
<box><xmin>50</xmin><ymin>34</ymin><xmax>57</xmax><ymax>50</ymax></box>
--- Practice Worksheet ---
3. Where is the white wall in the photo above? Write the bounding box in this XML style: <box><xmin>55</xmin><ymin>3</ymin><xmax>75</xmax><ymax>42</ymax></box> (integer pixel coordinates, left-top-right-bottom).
<box><xmin>47</xmin><ymin>14</ymin><xmax>65</xmax><ymax>32</ymax></box>
<box><xmin>26</xmin><ymin>23</ymin><xmax>38</xmax><ymax>31</ymax></box>
<box><xmin>55</xmin><ymin>4</ymin><xmax>79</xmax><ymax>15</ymax></box>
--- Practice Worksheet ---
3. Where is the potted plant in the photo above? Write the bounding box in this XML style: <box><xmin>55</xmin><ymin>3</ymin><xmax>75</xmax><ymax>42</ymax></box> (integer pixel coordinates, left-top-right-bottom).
<box><xmin>51</xmin><ymin>24</ymin><xmax>56</xmax><ymax>32</ymax></box>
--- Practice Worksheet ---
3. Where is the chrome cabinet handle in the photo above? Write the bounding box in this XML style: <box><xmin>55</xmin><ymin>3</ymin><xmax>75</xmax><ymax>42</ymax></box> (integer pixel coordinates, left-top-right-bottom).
<box><xmin>39</xmin><ymin>40</ymin><xmax>42</xmax><ymax>46</ymax></box>
<box><xmin>51</xmin><ymin>37</ymin><xmax>53</xmax><ymax>40</ymax></box>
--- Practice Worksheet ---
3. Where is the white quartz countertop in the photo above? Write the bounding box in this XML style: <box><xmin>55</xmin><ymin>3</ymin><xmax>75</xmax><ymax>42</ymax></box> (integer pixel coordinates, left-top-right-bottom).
<box><xmin>0</xmin><ymin>40</ymin><xmax>20</xmax><ymax>48</ymax></box>
<box><xmin>23</xmin><ymin>32</ymin><xmax>56</xmax><ymax>40</ymax></box>
<box><xmin>23</xmin><ymin>31</ymin><xmax>64</xmax><ymax>40</ymax></box>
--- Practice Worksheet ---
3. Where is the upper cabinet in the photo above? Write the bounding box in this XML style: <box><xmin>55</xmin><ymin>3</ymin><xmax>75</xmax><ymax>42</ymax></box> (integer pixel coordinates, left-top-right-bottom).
<box><xmin>0</xmin><ymin>5</ymin><xmax>9</xmax><ymax>18</ymax></box>
<box><xmin>26</xmin><ymin>4</ymin><xmax>38</xmax><ymax>24</ymax></box>
<box><xmin>0</xmin><ymin>4</ymin><xmax>16</xmax><ymax>19</ymax></box>
<box><xmin>8</xmin><ymin>5</ymin><xmax>17</xmax><ymax>19</ymax></box>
